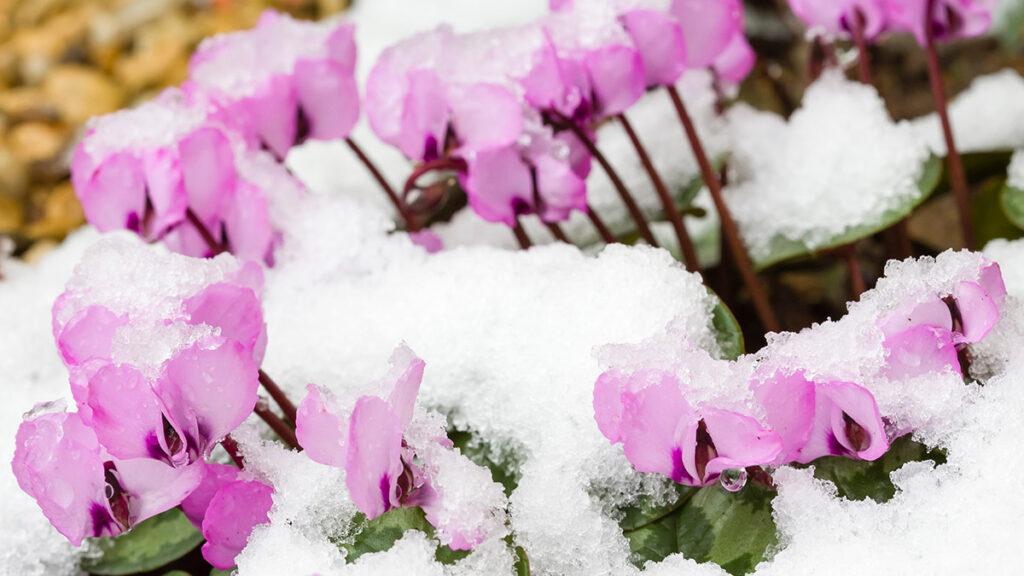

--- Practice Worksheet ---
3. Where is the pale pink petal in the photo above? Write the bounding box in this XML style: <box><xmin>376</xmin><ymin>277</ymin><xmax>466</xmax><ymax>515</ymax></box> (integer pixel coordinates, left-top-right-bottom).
<box><xmin>879</xmin><ymin>296</ymin><xmax>952</xmax><ymax>338</ymax></box>
<box><xmin>181</xmin><ymin>462</ymin><xmax>240</xmax><ymax>528</ymax></box>
<box><xmin>672</xmin><ymin>0</ymin><xmax>743</xmax><ymax>68</ymax></box>
<box><xmin>702</xmin><ymin>407</ymin><xmax>783</xmax><ymax>481</ymax></box>
<box><xmin>953</xmin><ymin>280</ymin><xmax>1001</xmax><ymax>344</ymax></box>
<box><xmin>12</xmin><ymin>410</ymin><xmax>108</xmax><ymax>546</ymax></box>
<box><xmin>821</xmin><ymin>381</ymin><xmax>889</xmax><ymax>461</ymax></box>
<box><xmin>78</xmin><ymin>153</ymin><xmax>148</xmax><ymax>233</ymax></box>
<box><xmin>452</xmin><ymin>84</ymin><xmax>523</xmax><ymax>153</ymax></box>
<box><xmin>115</xmin><ymin>458</ymin><xmax>204</xmax><ymax>526</ymax></box>
<box><xmin>224</xmin><ymin>182</ymin><xmax>274</xmax><ymax>264</ymax></box>
<box><xmin>618</xmin><ymin>374</ymin><xmax>696</xmax><ymax>484</ymax></box>
<box><xmin>461</xmin><ymin>146</ymin><xmax>533</xmax><ymax>226</ymax></box>
<box><xmin>179</xmin><ymin>127</ymin><xmax>236</xmax><ymax>222</ymax></box>
<box><xmin>384</xmin><ymin>344</ymin><xmax>425</xmax><ymax>429</ymax></box>
<box><xmin>184</xmin><ymin>282</ymin><xmax>267</xmax><ymax>364</ymax></box>
<box><xmin>141</xmin><ymin>149</ymin><xmax>188</xmax><ymax>237</ymax></box>
<box><xmin>345</xmin><ymin>397</ymin><xmax>404</xmax><ymax>519</ymax></box>
<box><xmin>620</xmin><ymin>9</ymin><xmax>686</xmax><ymax>87</ymax></box>
<box><xmin>409</xmin><ymin>230</ymin><xmax>445</xmax><ymax>253</ymax></box>
<box><xmin>751</xmin><ymin>371</ymin><xmax>816</xmax><ymax>462</ymax></box>
<box><xmin>584</xmin><ymin>45</ymin><xmax>645</xmax><ymax>117</ymax></box>
<box><xmin>157</xmin><ymin>341</ymin><xmax>259</xmax><ymax>457</ymax></box>
<box><xmin>250</xmin><ymin>75</ymin><xmax>299</xmax><ymax>160</ymax></box>
<box><xmin>532</xmin><ymin>153</ymin><xmax>587</xmax><ymax>223</ymax></box>
<box><xmin>201</xmin><ymin>480</ymin><xmax>274</xmax><ymax>569</ymax></box>
<box><xmin>55</xmin><ymin>305</ymin><xmax>125</xmax><ymax>367</ymax></box>
<box><xmin>593</xmin><ymin>371</ymin><xmax>626</xmax><ymax>443</ymax></box>
<box><xmin>294</xmin><ymin>59</ymin><xmax>360</xmax><ymax>141</ymax></box>
<box><xmin>882</xmin><ymin>324</ymin><xmax>960</xmax><ymax>379</ymax></box>
<box><xmin>83</xmin><ymin>364</ymin><xmax>169</xmax><ymax>462</ymax></box>
<box><xmin>712</xmin><ymin>33</ymin><xmax>756</xmax><ymax>86</ymax></box>
<box><xmin>296</xmin><ymin>384</ymin><xmax>347</xmax><ymax>468</ymax></box>
<box><xmin>399</xmin><ymin>69</ymin><xmax>451</xmax><ymax>160</ymax></box>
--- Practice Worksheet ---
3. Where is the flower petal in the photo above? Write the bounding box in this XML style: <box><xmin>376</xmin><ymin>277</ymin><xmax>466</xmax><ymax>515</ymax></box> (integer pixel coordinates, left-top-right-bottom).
<box><xmin>882</xmin><ymin>324</ymin><xmax>960</xmax><ymax>379</ymax></box>
<box><xmin>461</xmin><ymin>146</ymin><xmax>533</xmax><ymax>226</ymax></box>
<box><xmin>55</xmin><ymin>305</ymin><xmax>125</xmax><ymax>367</ymax></box>
<box><xmin>180</xmin><ymin>461</ymin><xmax>240</xmax><ymax>528</ymax></box>
<box><xmin>452</xmin><ymin>83</ymin><xmax>523</xmax><ymax>153</ymax></box>
<box><xmin>78</xmin><ymin>153</ymin><xmax>148</xmax><ymax>233</ymax></box>
<box><xmin>820</xmin><ymin>380</ymin><xmax>889</xmax><ymax>461</ymax></box>
<box><xmin>296</xmin><ymin>384</ymin><xmax>347</xmax><ymax>468</ymax></box>
<box><xmin>954</xmin><ymin>279</ymin><xmax>1001</xmax><ymax>344</ymax></box>
<box><xmin>294</xmin><ymin>59</ymin><xmax>360</xmax><ymax>142</ymax></box>
<box><xmin>620</xmin><ymin>9</ymin><xmax>686</xmax><ymax>87</ymax></box>
<box><xmin>84</xmin><ymin>364</ymin><xmax>168</xmax><ymax>461</ymax></box>
<box><xmin>179</xmin><ymin>127</ymin><xmax>236</xmax><ymax>222</ymax></box>
<box><xmin>618</xmin><ymin>373</ymin><xmax>696</xmax><ymax>484</ymax></box>
<box><xmin>115</xmin><ymin>458</ymin><xmax>204</xmax><ymax>527</ymax></box>
<box><xmin>672</xmin><ymin>0</ymin><xmax>743</xmax><ymax>69</ymax></box>
<box><xmin>345</xmin><ymin>396</ymin><xmax>404</xmax><ymax>519</ymax></box>
<box><xmin>584</xmin><ymin>45</ymin><xmax>645</xmax><ymax>117</ymax></box>
<box><xmin>224</xmin><ymin>181</ymin><xmax>274</xmax><ymax>265</ymax></box>
<box><xmin>201</xmin><ymin>480</ymin><xmax>274</xmax><ymax>569</ymax></box>
<box><xmin>384</xmin><ymin>344</ymin><xmax>425</xmax><ymax>429</ymax></box>
<box><xmin>702</xmin><ymin>407</ymin><xmax>783</xmax><ymax>481</ymax></box>
<box><xmin>752</xmin><ymin>371</ymin><xmax>816</xmax><ymax>463</ymax></box>
<box><xmin>183</xmin><ymin>282</ymin><xmax>267</xmax><ymax>365</ymax></box>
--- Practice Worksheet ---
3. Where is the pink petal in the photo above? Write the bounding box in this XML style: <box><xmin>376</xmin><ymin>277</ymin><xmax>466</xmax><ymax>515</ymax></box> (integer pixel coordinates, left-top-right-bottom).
<box><xmin>532</xmin><ymin>152</ymin><xmax>587</xmax><ymax>223</ymax></box>
<box><xmin>584</xmin><ymin>45</ymin><xmax>646</xmax><ymax>117</ymax></box>
<box><xmin>461</xmin><ymin>146</ymin><xmax>533</xmax><ymax>227</ymax></box>
<box><xmin>294</xmin><ymin>58</ymin><xmax>360</xmax><ymax>142</ymax></box>
<box><xmin>83</xmin><ymin>364</ymin><xmax>169</xmax><ymax>462</ymax></box>
<box><xmin>201</xmin><ymin>480</ymin><xmax>274</xmax><ymax>569</ymax></box>
<box><xmin>78</xmin><ymin>153</ymin><xmax>148</xmax><ymax>233</ymax></box>
<box><xmin>141</xmin><ymin>149</ymin><xmax>188</xmax><ymax>237</ymax></box>
<box><xmin>55</xmin><ymin>305</ymin><xmax>125</xmax><ymax>367</ymax></box>
<box><xmin>618</xmin><ymin>373</ymin><xmax>696</xmax><ymax>484</ymax></box>
<box><xmin>114</xmin><ymin>458</ymin><xmax>204</xmax><ymax>526</ymax></box>
<box><xmin>820</xmin><ymin>381</ymin><xmax>889</xmax><ymax>461</ymax></box>
<box><xmin>751</xmin><ymin>371</ymin><xmax>816</xmax><ymax>462</ymax></box>
<box><xmin>296</xmin><ymin>384</ymin><xmax>347</xmax><ymax>468</ymax></box>
<box><xmin>701</xmin><ymin>407</ymin><xmax>783</xmax><ymax>481</ymax></box>
<box><xmin>12</xmin><ymin>411</ymin><xmax>107</xmax><ymax>546</ymax></box>
<box><xmin>978</xmin><ymin>261</ymin><xmax>1008</xmax><ymax>307</ymax></box>
<box><xmin>879</xmin><ymin>296</ymin><xmax>952</xmax><ymax>338</ymax></box>
<box><xmin>399</xmin><ymin>69</ymin><xmax>451</xmax><ymax>160</ymax></box>
<box><xmin>250</xmin><ymin>74</ymin><xmax>299</xmax><ymax>160</ymax></box>
<box><xmin>712</xmin><ymin>33</ymin><xmax>756</xmax><ymax>87</ymax></box>
<box><xmin>593</xmin><ymin>371</ymin><xmax>626</xmax><ymax>443</ymax></box>
<box><xmin>384</xmin><ymin>344</ymin><xmax>425</xmax><ymax>429</ymax></box>
<box><xmin>882</xmin><ymin>324</ymin><xmax>960</xmax><ymax>379</ymax></box>
<box><xmin>672</xmin><ymin>0</ymin><xmax>743</xmax><ymax>69</ymax></box>
<box><xmin>184</xmin><ymin>282</ymin><xmax>267</xmax><ymax>365</ymax></box>
<box><xmin>181</xmin><ymin>461</ymin><xmax>240</xmax><ymax>528</ymax></box>
<box><xmin>451</xmin><ymin>84</ymin><xmax>524</xmax><ymax>152</ymax></box>
<box><xmin>409</xmin><ymin>230</ymin><xmax>445</xmax><ymax>253</ymax></box>
<box><xmin>179</xmin><ymin>127</ymin><xmax>236</xmax><ymax>222</ymax></box>
<box><xmin>345</xmin><ymin>396</ymin><xmax>404</xmax><ymax>519</ymax></box>
<box><xmin>224</xmin><ymin>181</ymin><xmax>274</xmax><ymax>264</ymax></box>
<box><xmin>620</xmin><ymin>9</ymin><xmax>687</xmax><ymax>87</ymax></box>
<box><xmin>157</xmin><ymin>341</ymin><xmax>259</xmax><ymax>457</ymax></box>
<box><xmin>953</xmin><ymin>279</ymin><xmax>1001</xmax><ymax>343</ymax></box>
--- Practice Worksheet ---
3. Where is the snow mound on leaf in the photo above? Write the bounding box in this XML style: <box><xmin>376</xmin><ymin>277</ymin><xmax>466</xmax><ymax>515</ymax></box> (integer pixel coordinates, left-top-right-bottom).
<box><xmin>724</xmin><ymin>72</ymin><xmax>930</xmax><ymax>262</ymax></box>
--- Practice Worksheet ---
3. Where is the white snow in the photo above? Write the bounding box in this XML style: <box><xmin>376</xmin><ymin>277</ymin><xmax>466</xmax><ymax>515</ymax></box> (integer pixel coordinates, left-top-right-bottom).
<box><xmin>724</xmin><ymin>72</ymin><xmax>930</xmax><ymax>262</ymax></box>
<box><xmin>912</xmin><ymin>69</ymin><xmax>1024</xmax><ymax>155</ymax></box>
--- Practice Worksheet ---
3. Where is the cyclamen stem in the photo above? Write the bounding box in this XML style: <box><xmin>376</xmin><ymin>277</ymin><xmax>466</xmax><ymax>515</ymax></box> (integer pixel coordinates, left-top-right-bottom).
<box><xmin>258</xmin><ymin>369</ymin><xmax>297</xmax><ymax>424</ymax></box>
<box><xmin>254</xmin><ymin>400</ymin><xmax>299</xmax><ymax>449</ymax></box>
<box><xmin>618</xmin><ymin>113</ymin><xmax>699</xmax><ymax>272</ymax></box>
<box><xmin>586</xmin><ymin>205</ymin><xmax>616</xmax><ymax>245</ymax></box>
<box><xmin>512</xmin><ymin>217</ymin><xmax>532</xmax><ymax>250</ymax></box>
<box><xmin>344</xmin><ymin>137</ymin><xmax>417</xmax><ymax>231</ymax></box>
<box><xmin>545</xmin><ymin>222</ymin><xmax>570</xmax><ymax>244</ymax></box>
<box><xmin>923</xmin><ymin>0</ymin><xmax>975</xmax><ymax>250</ymax></box>
<box><xmin>221</xmin><ymin>435</ymin><xmax>245</xmax><ymax>468</ymax></box>
<box><xmin>841</xmin><ymin>245</ymin><xmax>866</xmax><ymax>299</ymax></box>
<box><xmin>666</xmin><ymin>85</ymin><xmax>781</xmax><ymax>333</ymax></box>
<box><xmin>550</xmin><ymin>112</ymin><xmax>659</xmax><ymax>247</ymax></box>
<box><xmin>186</xmin><ymin>209</ymin><xmax>225</xmax><ymax>256</ymax></box>
<box><xmin>851</xmin><ymin>9</ymin><xmax>873</xmax><ymax>86</ymax></box>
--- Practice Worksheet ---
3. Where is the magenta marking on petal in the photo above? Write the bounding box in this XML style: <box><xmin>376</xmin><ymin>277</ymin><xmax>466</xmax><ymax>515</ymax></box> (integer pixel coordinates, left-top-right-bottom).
<box><xmin>379</xmin><ymin>474</ymin><xmax>393</xmax><ymax>513</ymax></box>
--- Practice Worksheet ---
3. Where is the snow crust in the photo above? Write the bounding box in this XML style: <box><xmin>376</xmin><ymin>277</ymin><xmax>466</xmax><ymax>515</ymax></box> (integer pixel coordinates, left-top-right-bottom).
<box><xmin>913</xmin><ymin>69</ymin><xmax>1024</xmax><ymax>155</ymax></box>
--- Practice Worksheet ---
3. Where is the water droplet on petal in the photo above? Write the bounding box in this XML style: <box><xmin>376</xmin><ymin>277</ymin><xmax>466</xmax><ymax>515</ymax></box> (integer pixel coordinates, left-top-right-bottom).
<box><xmin>720</xmin><ymin>468</ymin><xmax>748</xmax><ymax>493</ymax></box>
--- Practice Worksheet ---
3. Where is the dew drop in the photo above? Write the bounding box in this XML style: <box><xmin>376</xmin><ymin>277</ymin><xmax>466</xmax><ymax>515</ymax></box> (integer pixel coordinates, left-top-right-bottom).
<box><xmin>720</xmin><ymin>468</ymin><xmax>748</xmax><ymax>493</ymax></box>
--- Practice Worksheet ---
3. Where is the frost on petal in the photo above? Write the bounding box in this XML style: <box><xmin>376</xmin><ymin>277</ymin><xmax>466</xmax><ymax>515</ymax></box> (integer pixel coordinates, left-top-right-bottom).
<box><xmin>384</xmin><ymin>344</ymin><xmax>425</xmax><ymax>429</ymax></box>
<box><xmin>157</xmin><ymin>341</ymin><xmax>259</xmax><ymax>458</ymax></box>
<box><xmin>583</xmin><ymin>44</ymin><xmax>645</xmax><ymax>117</ymax></box>
<box><xmin>296</xmin><ymin>384</ymin><xmax>347</xmax><ymax>468</ymax></box>
<box><xmin>83</xmin><ymin>364</ymin><xmax>170</xmax><ymax>462</ymax></box>
<box><xmin>201</xmin><ymin>480</ymin><xmax>274</xmax><ymax>569</ymax></box>
<box><xmin>620</xmin><ymin>9</ymin><xmax>686</xmax><ymax>87</ymax></box>
<box><xmin>181</xmin><ymin>462</ymin><xmax>240</xmax><ymax>528</ymax></box>
<box><xmin>532</xmin><ymin>152</ymin><xmax>587</xmax><ymax>223</ymax></box>
<box><xmin>345</xmin><ymin>397</ymin><xmax>404</xmax><ymax>519</ymax></box>
<box><xmin>77</xmin><ymin>153</ymin><xmax>148</xmax><ymax>233</ymax></box>
<box><xmin>184</xmin><ymin>282</ymin><xmax>267</xmax><ymax>364</ymax></box>
<box><xmin>593</xmin><ymin>371</ymin><xmax>626</xmax><ymax>443</ymax></box>
<box><xmin>618</xmin><ymin>374</ymin><xmax>696</xmax><ymax>484</ymax></box>
<box><xmin>55</xmin><ymin>305</ymin><xmax>125</xmax><ymax>367</ymax></box>
<box><xmin>882</xmin><ymin>324</ymin><xmax>960</xmax><ymax>379</ymax></box>
<box><xmin>12</xmin><ymin>411</ymin><xmax>107</xmax><ymax>546</ymax></box>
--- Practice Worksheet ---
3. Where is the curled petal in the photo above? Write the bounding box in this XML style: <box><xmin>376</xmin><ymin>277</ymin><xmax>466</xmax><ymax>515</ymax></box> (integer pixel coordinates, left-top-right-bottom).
<box><xmin>584</xmin><ymin>45</ymin><xmax>646</xmax><ymax>117</ymax></box>
<box><xmin>384</xmin><ymin>344</ymin><xmax>425</xmax><ymax>429</ymax></box>
<box><xmin>84</xmin><ymin>364</ymin><xmax>171</xmax><ymax>462</ymax></box>
<box><xmin>345</xmin><ymin>397</ymin><xmax>404</xmax><ymax>519</ymax></box>
<box><xmin>702</xmin><ymin>408</ymin><xmax>782</xmax><ymax>481</ymax></box>
<box><xmin>296</xmin><ymin>384</ymin><xmax>347</xmax><ymax>468</ymax></box>
<box><xmin>201</xmin><ymin>480</ymin><xmax>274</xmax><ymax>569</ymax></box>
<box><xmin>179</xmin><ymin>127</ymin><xmax>236</xmax><ymax>222</ymax></box>
<box><xmin>294</xmin><ymin>58</ymin><xmax>360</xmax><ymax>142</ymax></box>
<box><xmin>820</xmin><ymin>381</ymin><xmax>889</xmax><ymax>461</ymax></box>
<box><xmin>620</xmin><ymin>9</ymin><xmax>686</xmax><ymax>87</ymax></box>
<box><xmin>181</xmin><ymin>462</ymin><xmax>240</xmax><ymax>528</ymax></box>
<box><xmin>619</xmin><ymin>374</ymin><xmax>696</xmax><ymax>484</ymax></box>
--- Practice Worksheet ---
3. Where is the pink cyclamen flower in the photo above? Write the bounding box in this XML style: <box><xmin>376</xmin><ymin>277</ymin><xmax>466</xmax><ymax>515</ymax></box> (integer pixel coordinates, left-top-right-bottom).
<box><xmin>752</xmin><ymin>371</ymin><xmax>889</xmax><ymax>464</ymax></box>
<box><xmin>882</xmin><ymin>0</ymin><xmax>995</xmax><ymax>45</ymax></box>
<box><xmin>880</xmin><ymin>261</ymin><xmax>1006</xmax><ymax>378</ymax></box>
<box><xmin>180</xmin><ymin>461</ymin><xmax>241</xmax><ymax>528</ymax></box>
<box><xmin>71</xmin><ymin>88</ymin><xmax>301</xmax><ymax>263</ymax></box>
<box><xmin>788</xmin><ymin>0</ymin><xmax>888</xmax><ymax>40</ymax></box>
<box><xmin>12</xmin><ymin>409</ymin><xmax>202</xmax><ymax>546</ymax></box>
<box><xmin>201</xmin><ymin>479</ymin><xmax>274</xmax><ymax>569</ymax></box>
<box><xmin>188</xmin><ymin>10</ymin><xmax>358</xmax><ymax>160</ymax></box>
<box><xmin>594</xmin><ymin>369</ymin><xmax>782</xmax><ymax>486</ymax></box>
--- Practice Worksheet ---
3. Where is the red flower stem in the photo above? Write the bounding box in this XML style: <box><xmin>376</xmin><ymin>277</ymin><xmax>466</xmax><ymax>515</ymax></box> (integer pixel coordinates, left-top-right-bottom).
<box><xmin>344</xmin><ymin>137</ymin><xmax>417</xmax><ymax>231</ymax></box>
<box><xmin>586</xmin><ymin>205</ymin><xmax>617</xmax><ymax>244</ymax></box>
<box><xmin>512</xmin><ymin>217</ymin><xmax>532</xmax><ymax>250</ymax></box>
<box><xmin>923</xmin><ymin>0</ymin><xmax>975</xmax><ymax>250</ymax></box>
<box><xmin>186</xmin><ymin>209</ymin><xmax>225</xmax><ymax>256</ymax></box>
<box><xmin>851</xmin><ymin>9</ymin><xmax>874</xmax><ymax>86</ymax></box>
<box><xmin>254</xmin><ymin>400</ymin><xmax>299</xmax><ymax>449</ymax></box>
<box><xmin>617</xmin><ymin>113</ymin><xmax>700</xmax><ymax>272</ymax></box>
<box><xmin>544</xmin><ymin>222</ymin><xmax>570</xmax><ymax>243</ymax></box>
<box><xmin>667</xmin><ymin>85</ymin><xmax>781</xmax><ymax>333</ymax></box>
<box><xmin>221</xmin><ymin>435</ymin><xmax>245</xmax><ymax>468</ymax></box>
<box><xmin>259</xmin><ymin>369</ymin><xmax>297</xmax><ymax>424</ymax></box>
<box><xmin>841</xmin><ymin>245</ymin><xmax>866</xmax><ymax>299</ymax></box>
<box><xmin>551</xmin><ymin>112</ymin><xmax>659</xmax><ymax>247</ymax></box>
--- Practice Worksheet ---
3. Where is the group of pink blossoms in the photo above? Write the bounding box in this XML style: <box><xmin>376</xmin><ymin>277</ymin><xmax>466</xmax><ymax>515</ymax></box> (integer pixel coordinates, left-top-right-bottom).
<box><xmin>11</xmin><ymin>0</ymin><xmax>1003</xmax><ymax>570</ymax></box>
<box><xmin>596</xmin><ymin>260</ymin><xmax>1006</xmax><ymax>487</ymax></box>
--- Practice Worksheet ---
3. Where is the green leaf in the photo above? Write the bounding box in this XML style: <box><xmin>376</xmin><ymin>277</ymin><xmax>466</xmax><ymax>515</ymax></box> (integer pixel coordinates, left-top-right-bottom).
<box><xmin>973</xmin><ymin>178</ymin><xmax>1023</xmax><ymax>246</ymax></box>
<box><xmin>753</xmin><ymin>155</ymin><xmax>942</xmax><ymax>271</ymax></box>
<box><xmin>1000</xmin><ymin>184</ymin><xmax>1024</xmax><ymax>231</ymax></box>
<box><xmin>209</xmin><ymin>570</ymin><xmax>235</xmax><ymax>576</ymax></box>
<box><xmin>435</xmin><ymin>544</ymin><xmax>471</xmax><ymax>565</ymax></box>
<box><xmin>448</xmin><ymin>428</ymin><xmax>521</xmax><ymax>496</ymax></box>
<box><xmin>676</xmin><ymin>484</ymin><xmax>778</xmax><ymax>576</ymax></box>
<box><xmin>162</xmin><ymin>572</ymin><xmax>191</xmax><ymax>576</ymax></box>
<box><xmin>80</xmin><ymin>508</ymin><xmax>203</xmax><ymax>576</ymax></box>
<box><xmin>340</xmin><ymin>507</ymin><xmax>434</xmax><ymax>563</ymax></box>
<box><xmin>513</xmin><ymin>545</ymin><xmax>531</xmax><ymax>576</ymax></box>
<box><xmin>620</xmin><ymin>485</ymin><xmax>697</xmax><ymax>566</ymax></box>
<box><xmin>810</xmin><ymin>435</ymin><xmax>946</xmax><ymax>503</ymax></box>
<box><xmin>710</xmin><ymin>292</ymin><xmax>744</xmax><ymax>361</ymax></box>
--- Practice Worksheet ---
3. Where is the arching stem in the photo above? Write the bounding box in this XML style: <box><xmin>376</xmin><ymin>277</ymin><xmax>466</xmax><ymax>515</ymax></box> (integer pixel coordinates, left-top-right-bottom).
<box><xmin>841</xmin><ymin>245</ymin><xmax>866</xmax><ymax>299</ymax></box>
<box><xmin>221</xmin><ymin>435</ymin><xmax>245</xmax><ymax>468</ymax></box>
<box><xmin>344</xmin><ymin>137</ymin><xmax>417</xmax><ymax>231</ymax></box>
<box><xmin>586</xmin><ymin>205</ymin><xmax>616</xmax><ymax>245</ymax></box>
<box><xmin>259</xmin><ymin>369</ymin><xmax>297</xmax><ymax>424</ymax></box>
<box><xmin>512</xmin><ymin>217</ymin><xmax>532</xmax><ymax>250</ymax></box>
<box><xmin>923</xmin><ymin>0</ymin><xmax>975</xmax><ymax>249</ymax></box>
<box><xmin>667</xmin><ymin>85</ymin><xmax>781</xmax><ymax>333</ymax></box>
<box><xmin>186</xmin><ymin>209</ymin><xmax>225</xmax><ymax>257</ymax></box>
<box><xmin>545</xmin><ymin>222</ymin><xmax>570</xmax><ymax>243</ymax></box>
<box><xmin>618</xmin><ymin>113</ymin><xmax>699</xmax><ymax>272</ymax></box>
<box><xmin>254</xmin><ymin>399</ymin><xmax>299</xmax><ymax>449</ymax></box>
